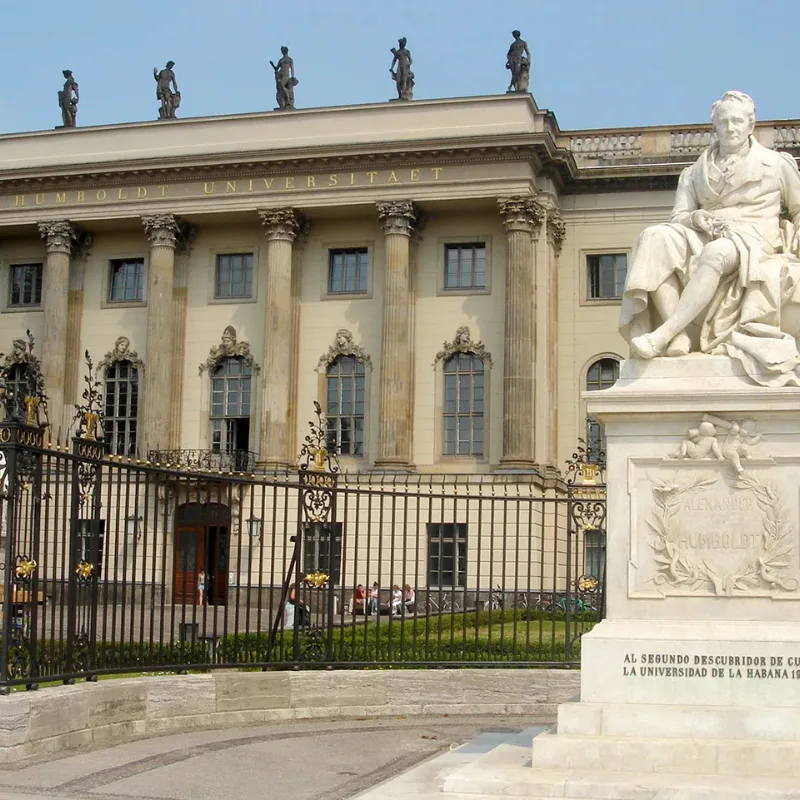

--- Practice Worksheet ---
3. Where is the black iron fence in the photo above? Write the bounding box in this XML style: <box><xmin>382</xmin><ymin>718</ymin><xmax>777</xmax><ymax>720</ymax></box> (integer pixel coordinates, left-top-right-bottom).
<box><xmin>0</xmin><ymin>360</ymin><xmax>607</xmax><ymax>691</ymax></box>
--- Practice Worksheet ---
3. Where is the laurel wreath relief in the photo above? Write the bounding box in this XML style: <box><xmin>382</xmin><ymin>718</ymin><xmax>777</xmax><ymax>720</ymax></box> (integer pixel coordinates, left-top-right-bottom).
<box><xmin>648</xmin><ymin>471</ymin><xmax>799</xmax><ymax>596</ymax></box>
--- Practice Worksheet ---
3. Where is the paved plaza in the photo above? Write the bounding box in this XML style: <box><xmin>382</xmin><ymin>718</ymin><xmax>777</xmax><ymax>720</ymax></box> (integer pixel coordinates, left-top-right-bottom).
<box><xmin>0</xmin><ymin>715</ymin><xmax>543</xmax><ymax>800</ymax></box>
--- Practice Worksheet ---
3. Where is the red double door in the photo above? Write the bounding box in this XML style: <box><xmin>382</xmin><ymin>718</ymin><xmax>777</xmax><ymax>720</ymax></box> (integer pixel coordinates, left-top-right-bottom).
<box><xmin>173</xmin><ymin>503</ymin><xmax>230</xmax><ymax>606</ymax></box>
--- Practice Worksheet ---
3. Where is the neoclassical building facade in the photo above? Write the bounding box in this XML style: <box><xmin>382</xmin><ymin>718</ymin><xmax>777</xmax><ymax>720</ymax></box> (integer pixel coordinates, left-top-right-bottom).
<box><xmin>1</xmin><ymin>93</ymin><xmax>799</xmax><ymax>478</ymax></box>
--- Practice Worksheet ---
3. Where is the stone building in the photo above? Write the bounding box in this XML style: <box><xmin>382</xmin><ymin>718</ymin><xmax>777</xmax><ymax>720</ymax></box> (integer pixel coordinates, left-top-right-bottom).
<box><xmin>2</xmin><ymin>93</ymin><xmax>799</xmax><ymax>603</ymax></box>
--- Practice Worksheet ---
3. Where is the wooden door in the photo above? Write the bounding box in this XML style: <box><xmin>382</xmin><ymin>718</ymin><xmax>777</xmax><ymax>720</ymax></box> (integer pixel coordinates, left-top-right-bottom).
<box><xmin>174</xmin><ymin>525</ymin><xmax>205</xmax><ymax>605</ymax></box>
<box><xmin>207</xmin><ymin>525</ymin><xmax>229</xmax><ymax>606</ymax></box>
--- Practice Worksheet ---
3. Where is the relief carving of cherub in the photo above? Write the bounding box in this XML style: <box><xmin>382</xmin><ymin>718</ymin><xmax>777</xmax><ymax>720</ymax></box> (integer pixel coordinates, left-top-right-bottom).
<box><xmin>671</xmin><ymin>421</ymin><xmax>723</xmax><ymax>461</ymax></box>
<box><xmin>703</xmin><ymin>414</ymin><xmax>762</xmax><ymax>474</ymax></box>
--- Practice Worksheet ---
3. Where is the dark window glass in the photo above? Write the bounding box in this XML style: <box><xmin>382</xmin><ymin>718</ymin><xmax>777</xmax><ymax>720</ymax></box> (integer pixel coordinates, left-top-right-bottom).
<box><xmin>8</xmin><ymin>263</ymin><xmax>43</xmax><ymax>307</ymax></box>
<box><xmin>588</xmin><ymin>253</ymin><xmax>627</xmax><ymax>299</ymax></box>
<box><xmin>443</xmin><ymin>354</ymin><xmax>484</xmax><ymax>456</ymax></box>
<box><xmin>328</xmin><ymin>248</ymin><xmax>368</xmax><ymax>294</ymax></box>
<box><xmin>6</xmin><ymin>364</ymin><xmax>28</xmax><ymax>416</ymax></box>
<box><xmin>585</xmin><ymin>358</ymin><xmax>620</xmax><ymax>457</ymax></box>
<box><xmin>584</xmin><ymin>529</ymin><xmax>606</xmax><ymax>581</ymax></box>
<box><xmin>76</xmin><ymin>519</ymin><xmax>106</xmax><ymax>580</ymax></box>
<box><xmin>103</xmin><ymin>361</ymin><xmax>139</xmax><ymax>456</ymax></box>
<box><xmin>303</xmin><ymin>523</ymin><xmax>343</xmax><ymax>585</ymax></box>
<box><xmin>109</xmin><ymin>259</ymin><xmax>145</xmax><ymax>302</ymax></box>
<box><xmin>214</xmin><ymin>253</ymin><xmax>254</xmax><ymax>299</ymax></box>
<box><xmin>210</xmin><ymin>357</ymin><xmax>251</xmax><ymax>454</ymax></box>
<box><xmin>444</xmin><ymin>243</ymin><xmax>486</xmax><ymax>290</ymax></box>
<box><xmin>427</xmin><ymin>523</ymin><xmax>467</xmax><ymax>588</ymax></box>
<box><xmin>326</xmin><ymin>356</ymin><xmax>366</xmax><ymax>456</ymax></box>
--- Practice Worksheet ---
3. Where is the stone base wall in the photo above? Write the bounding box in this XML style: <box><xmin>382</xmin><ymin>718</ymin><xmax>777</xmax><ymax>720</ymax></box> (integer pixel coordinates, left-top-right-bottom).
<box><xmin>0</xmin><ymin>669</ymin><xmax>578</xmax><ymax>765</ymax></box>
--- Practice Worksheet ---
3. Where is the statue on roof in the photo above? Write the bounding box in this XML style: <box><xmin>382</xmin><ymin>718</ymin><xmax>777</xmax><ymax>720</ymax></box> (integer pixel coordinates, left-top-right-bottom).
<box><xmin>506</xmin><ymin>31</ymin><xmax>531</xmax><ymax>93</ymax></box>
<box><xmin>58</xmin><ymin>70</ymin><xmax>79</xmax><ymax>128</ymax></box>
<box><xmin>154</xmin><ymin>61</ymin><xmax>180</xmax><ymax>120</ymax></box>
<box><xmin>271</xmin><ymin>47</ymin><xmax>298</xmax><ymax>110</ymax></box>
<box><xmin>390</xmin><ymin>38</ymin><xmax>414</xmax><ymax>101</ymax></box>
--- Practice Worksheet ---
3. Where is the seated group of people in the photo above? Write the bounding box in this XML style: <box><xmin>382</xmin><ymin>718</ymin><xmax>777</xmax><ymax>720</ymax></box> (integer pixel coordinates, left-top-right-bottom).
<box><xmin>352</xmin><ymin>582</ymin><xmax>415</xmax><ymax>615</ymax></box>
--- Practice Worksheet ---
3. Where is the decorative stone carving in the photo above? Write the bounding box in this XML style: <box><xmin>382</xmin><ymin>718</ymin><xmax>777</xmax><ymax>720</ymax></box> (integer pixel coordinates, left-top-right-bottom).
<box><xmin>142</xmin><ymin>214</ymin><xmax>181</xmax><ymax>248</ymax></box>
<box><xmin>621</xmin><ymin>91</ymin><xmax>800</xmax><ymax>387</ymax></box>
<box><xmin>258</xmin><ymin>208</ymin><xmax>304</xmax><ymax>242</ymax></box>
<box><xmin>154</xmin><ymin>61</ymin><xmax>180</xmax><ymax>120</ymax></box>
<box><xmin>99</xmin><ymin>337</ymin><xmax>144</xmax><ymax>373</ymax></box>
<box><xmin>199</xmin><ymin>326</ymin><xmax>260</xmax><ymax>375</ymax></box>
<box><xmin>2</xmin><ymin>336</ymin><xmax>33</xmax><ymax>369</ymax></box>
<box><xmin>58</xmin><ymin>70</ymin><xmax>79</xmax><ymax>128</ymax></box>
<box><xmin>505</xmin><ymin>30</ymin><xmax>531</xmax><ymax>93</ymax></box>
<box><xmin>546</xmin><ymin>210</ymin><xmax>566</xmax><ymax>256</ymax></box>
<box><xmin>270</xmin><ymin>47</ymin><xmax>298</xmax><ymax>110</ymax></box>
<box><xmin>670</xmin><ymin>414</ymin><xmax>763</xmax><ymax>475</ymax></box>
<box><xmin>433</xmin><ymin>326</ymin><xmax>492</xmax><ymax>367</ymax></box>
<box><xmin>38</xmin><ymin>220</ymin><xmax>78</xmax><ymax>255</ymax></box>
<box><xmin>389</xmin><ymin>38</ymin><xmax>414</xmax><ymax>101</ymax></box>
<box><xmin>376</xmin><ymin>200</ymin><xmax>417</xmax><ymax>236</ymax></box>
<box><xmin>497</xmin><ymin>196</ymin><xmax>545</xmax><ymax>236</ymax></box>
<box><xmin>317</xmin><ymin>330</ymin><xmax>373</xmax><ymax>373</ymax></box>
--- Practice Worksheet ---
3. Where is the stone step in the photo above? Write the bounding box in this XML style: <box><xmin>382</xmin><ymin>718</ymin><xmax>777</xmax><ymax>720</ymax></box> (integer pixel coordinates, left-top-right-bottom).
<box><xmin>531</xmin><ymin>730</ymin><xmax>800</xmax><ymax>777</ymax></box>
<box><xmin>557</xmin><ymin>701</ymin><xmax>800</xmax><ymax>741</ymax></box>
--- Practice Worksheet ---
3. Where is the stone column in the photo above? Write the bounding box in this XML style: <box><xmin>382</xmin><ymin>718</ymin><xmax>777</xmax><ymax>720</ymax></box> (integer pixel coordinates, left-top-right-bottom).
<box><xmin>258</xmin><ymin>208</ymin><xmax>304</xmax><ymax>468</ymax></box>
<box><xmin>141</xmin><ymin>214</ymin><xmax>179</xmax><ymax>456</ymax></box>
<box><xmin>374</xmin><ymin>200</ymin><xmax>417</xmax><ymax>470</ymax></box>
<box><xmin>38</xmin><ymin>220</ymin><xmax>77</xmax><ymax>441</ymax></box>
<box><xmin>497</xmin><ymin>197</ymin><xmax>544</xmax><ymax>470</ymax></box>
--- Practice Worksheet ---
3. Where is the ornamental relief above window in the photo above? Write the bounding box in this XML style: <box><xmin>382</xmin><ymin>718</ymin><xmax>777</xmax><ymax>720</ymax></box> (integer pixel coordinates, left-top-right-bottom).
<box><xmin>98</xmin><ymin>336</ymin><xmax>145</xmax><ymax>373</ymax></box>
<box><xmin>199</xmin><ymin>326</ymin><xmax>260</xmax><ymax>375</ymax></box>
<box><xmin>316</xmin><ymin>329</ymin><xmax>373</xmax><ymax>373</ymax></box>
<box><xmin>432</xmin><ymin>326</ymin><xmax>492</xmax><ymax>368</ymax></box>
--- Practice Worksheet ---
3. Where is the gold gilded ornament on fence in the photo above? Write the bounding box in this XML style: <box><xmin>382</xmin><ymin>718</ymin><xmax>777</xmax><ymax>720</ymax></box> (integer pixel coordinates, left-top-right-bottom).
<box><xmin>578</xmin><ymin>576</ymin><xmax>599</xmax><ymax>592</ymax></box>
<box><xmin>312</xmin><ymin>447</ymin><xmax>328</xmax><ymax>471</ymax></box>
<box><xmin>83</xmin><ymin>411</ymin><xmax>99</xmax><ymax>441</ymax></box>
<box><xmin>75</xmin><ymin>560</ymin><xmax>94</xmax><ymax>580</ymax></box>
<box><xmin>24</xmin><ymin>395</ymin><xmax>39</xmax><ymax>426</ymax></box>
<box><xmin>15</xmin><ymin>558</ymin><xmax>37</xmax><ymax>579</ymax></box>
<box><xmin>303</xmin><ymin>571</ymin><xmax>330</xmax><ymax>588</ymax></box>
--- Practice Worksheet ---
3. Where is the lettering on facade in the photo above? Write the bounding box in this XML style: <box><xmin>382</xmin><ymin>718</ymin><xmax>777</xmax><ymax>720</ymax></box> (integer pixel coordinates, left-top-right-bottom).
<box><xmin>621</xmin><ymin>652</ymin><xmax>800</xmax><ymax>680</ymax></box>
<box><xmin>4</xmin><ymin>168</ymin><xmax>446</xmax><ymax>211</ymax></box>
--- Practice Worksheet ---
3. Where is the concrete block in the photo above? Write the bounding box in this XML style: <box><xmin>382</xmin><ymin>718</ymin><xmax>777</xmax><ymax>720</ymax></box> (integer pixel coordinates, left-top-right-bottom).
<box><xmin>556</xmin><ymin>701</ymin><xmax>601</xmax><ymax>735</ymax></box>
<box><xmin>214</xmin><ymin>672</ymin><xmax>290</xmax><ymax>712</ymax></box>
<box><xmin>87</xmin><ymin>680</ymin><xmax>147</xmax><ymax>727</ymax></box>
<box><xmin>29</xmin><ymin>729</ymin><xmax>93</xmax><ymax>759</ymax></box>
<box><xmin>145</xmin><ymin>675</ymin><xmax>215</xmax><ymax>719</ymax></box>
<box><xmin>209</xmin><ymin>710</ymin><xmax>267</xmax><ymax>728</ymax></box>
<box><xmin>462</xmin><ymin>668</ymin><xmax>549</xmax><ymax>704</ymax></box>
<box><xmin>0</xmin><ymin>695</ymin><xmax>31</xmax><ymax>747</ymax></box>
<box><xmin>91</xmin><ymin>720</ymin><xmax>147</xmax><ymax>747</ymax></box>
<box><xmin>289</xmin><ymin>671</ymin><xmax>386</xmax><ymax>709</ymax></box>
<box><xmin>385</xmin><ymin>670</ymin><xmax>464</xmax><ymax>706</ymax></box>
<box><xmin>28</xmin><ymin>688</ymin><xmax>89</xmax><ymax>740</ymax></box>
<box><xmin>145</xmin><ymin>713</ymin><xmax>214</xmax><ymax>734</ymax></box>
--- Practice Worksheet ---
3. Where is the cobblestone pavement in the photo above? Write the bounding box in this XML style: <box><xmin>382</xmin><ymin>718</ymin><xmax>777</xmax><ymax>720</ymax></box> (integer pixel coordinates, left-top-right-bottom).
<box><xmin>0</xmin><ymin>715</ymin><xmax>545</xmax><ymax>800</ymax></box>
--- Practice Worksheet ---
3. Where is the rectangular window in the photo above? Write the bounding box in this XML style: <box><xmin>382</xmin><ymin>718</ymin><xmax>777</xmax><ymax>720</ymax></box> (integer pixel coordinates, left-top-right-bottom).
<box><xmin>214</xmin><ymin>253</ymin><xmax>254</xmax><ymax>299</ymax></box>
<box><xmin>444</xmin><ymin>243</ymin><xmax>486</xmax><ymax>290</ymax></box>
<box><xmin>8</xmin><ymin>263</ymin><xmax>43</xmax><ymax>307</ymax></box>
<box><xmin>587</xmin><ymin>253</ymin><xmax>627</xmax><ymax>299</ymax></box>
<box><xmin>328</xmin><ymin>248</ymin><xmax>368</xmax><ymax>294</ymax></box>
<box><xmin>303</xmin><ymin>522</ymin><xmax>343</xmax><ymax>585</ymax></box>
<box><xmin>583</xmin><ymin>529</ymin><xmax>606</xmax><ymax>580</ymax></box>
<box><xmin>75</xmin><ymin>519</ymin><xmax>106</xmax><ymax>580</ymax></box>
<box><xmin>109</xmin><ymin>259</ymin><xmax>145</xmax><ymax>303</ymax></box>
<box><xmin>427</xmin><ymin>523</ymin><xmax>467</xmax><ymax>588</ymax></box>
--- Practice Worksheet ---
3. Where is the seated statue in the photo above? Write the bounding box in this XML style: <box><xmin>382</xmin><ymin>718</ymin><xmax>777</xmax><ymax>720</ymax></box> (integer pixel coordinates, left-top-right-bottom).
<box><xmin>619</xmin><ymin>91</ymin><xmax>800</xmax><ymax>387</ymax></box>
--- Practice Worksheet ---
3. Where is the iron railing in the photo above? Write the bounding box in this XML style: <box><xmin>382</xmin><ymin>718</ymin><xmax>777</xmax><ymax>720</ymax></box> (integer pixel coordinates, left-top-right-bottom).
<box><xmin>148</xmin><ymin>449</ymin><xmax>258</xmax><ymax>473</ymax></box>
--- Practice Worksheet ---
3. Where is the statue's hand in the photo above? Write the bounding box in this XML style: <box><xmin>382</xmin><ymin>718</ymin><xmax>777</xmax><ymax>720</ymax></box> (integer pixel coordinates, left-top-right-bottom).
<box><xmin>691</xmin><ymin>210</ymin><xmax>718</xmax><ymax>235</ymax></box>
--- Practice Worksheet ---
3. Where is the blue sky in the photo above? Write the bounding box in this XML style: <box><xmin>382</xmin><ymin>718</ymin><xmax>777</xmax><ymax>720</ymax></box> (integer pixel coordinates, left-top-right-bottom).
<box><xmin>6</xmin><ymin>0</ymin><xmax>797</xmax><ymax>134</ymax></box>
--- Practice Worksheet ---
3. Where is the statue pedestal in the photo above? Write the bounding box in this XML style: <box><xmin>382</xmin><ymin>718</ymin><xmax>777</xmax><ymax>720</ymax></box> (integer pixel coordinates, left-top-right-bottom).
<box><xmin>445</xmin><ymin>356</ymin><xmax>800</xmax><ymax>798</ymax></box>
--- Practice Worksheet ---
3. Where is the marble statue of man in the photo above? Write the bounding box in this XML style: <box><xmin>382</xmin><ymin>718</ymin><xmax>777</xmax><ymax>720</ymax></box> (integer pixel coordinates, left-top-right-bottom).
<box><xmin>153</xmin><ymin>61</ymin><xmax>180</xmax><ymax>119</ymax></box>
<box><xmin>58</xmin><ymin>70</ymin><xmax>79</xmax><ymax>127</ymax></box>
<box><xmin>390</xmin><ymin>38</ymin><xmax>414</xmax><ymax>101</ymax></box>
<box><xmin>270</xmin><ymin>47</ymin><xmax>298</xmax><ymax>110</ymax></box>
<box><xmin>506</xmin><ymin>31</ymin><xmax>531</xmax><ymax>93</ymax></box>
<box><xmin>620</xmin><ymin>91</ymin><xmax>800</xmax><ymax>386</ymax></box>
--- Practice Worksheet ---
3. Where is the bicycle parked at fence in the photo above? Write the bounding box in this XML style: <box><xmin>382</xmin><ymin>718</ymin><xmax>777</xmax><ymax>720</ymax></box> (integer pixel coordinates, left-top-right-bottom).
<box><xmin>422</xmin><ymin>591</ymin><xmax>462</xmax><ymax>615</ymax></box>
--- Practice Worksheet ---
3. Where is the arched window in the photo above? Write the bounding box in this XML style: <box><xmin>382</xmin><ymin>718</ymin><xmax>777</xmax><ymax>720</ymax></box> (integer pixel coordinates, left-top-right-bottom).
<box><xmin>443</xmin><ymin>354</ymin><xmax>484</xmax><ymax>457</ymax></box>
<box><xmin>210</xmin><ymin>357</ymin><xmax>251</xmax><ymax>456</ymax></box>
<box><xmin>104</xmin><ymin>361</ymin><xmax>139</xmax><ymax>456</ymax></box>
<box><xmin>326</xmin><ymin>355</ymin><xmax>365</xmax><ymax>456</ymax></box>
<box><xmin>585</xmin><ymin>358</ymin><xmax>620</xmax><ymax>457</ymax></box>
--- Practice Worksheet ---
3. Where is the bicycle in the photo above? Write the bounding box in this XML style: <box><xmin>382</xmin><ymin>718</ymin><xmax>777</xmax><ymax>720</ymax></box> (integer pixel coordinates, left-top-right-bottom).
<box><xmin>482</xmin><ymin>586</ymin><xmax>504</xmax><ymax>611</ymax></box>
<box><xmin>425</xmin><ymin>592</ymin><xmax>462</xmax><ymax>614</ymax></box>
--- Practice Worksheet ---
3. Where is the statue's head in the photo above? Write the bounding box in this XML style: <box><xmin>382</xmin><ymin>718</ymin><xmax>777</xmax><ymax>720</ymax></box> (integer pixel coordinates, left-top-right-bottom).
<box><xmin>166</xmin><ymin>60</ymin><xmax>176</xmax><ymax>69</ymax></box>
<box><xmin>512</xmin><ymin>30</ymin><xmax>521</xmax><ymax>39</ymax></box>
<box><xmin>335</xmin><ymin>329</ymin><xmax>351</xmax><ymax>347</ymax></box>
<box><xmin>711</xmin><ymin>91</ymin><xmax>755</xmax><ymax>151</ymax></box>
<box><xmin>281</xmin><ymin>46</ymin><xmax>289</xmax><ymax>55</ymax></box>
<box><xmin>62</xmin><ymin>69</ymin><xmax>72</xmax><ymax>79</ymax></box>
<box><xmin>12</xmin><ymin>338</ymin><xmax>27</xmax><ymax>356</ymax></box>
<box><xmin>222</xmin><ymin>326</ymin><xmax>237</xmax><ymax>349</ymax></box>
<box><xmin>399</xmin><ymin>37</ymin><xmax>407</xmax><ymax>48</ymax></box>
<box><xmin>115</xmin><ymin>336</ymin><xmax>130</xmax><ymax>353</ymax></box>
<box><xmin>698</xmin><ymin>421</ymin><xmax>716</xmax><ymax>437</ymax></box>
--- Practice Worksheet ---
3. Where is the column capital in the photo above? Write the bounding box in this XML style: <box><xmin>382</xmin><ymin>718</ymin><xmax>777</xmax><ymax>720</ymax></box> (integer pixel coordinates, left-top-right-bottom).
<box><xmin>258</xmin><ymin>208</ymin><xmax>305</xmax><ymax>242</ymax></box>
<box><xmin>142</xmin><ymin>213</ymin><xmax>180</xmax><ymax>248</ymax></box>
<box><xmin>497</xmin><ymin>196</ymin><xmax>545</xmax><ymax>236</ymax></box>
<box><xmin>38</xmin><ymin>220</ymin><xmax>78</xmax><ymax>255</ymax></box>
<box><xmin>376</xmin><ymin>200</ymin><xmax>417</xmax><ymax>236</ymax></box>
<box><xmin>546</xmin><ymin>210</ymin><xmax>566</xmax><ymax>256</ymax></box>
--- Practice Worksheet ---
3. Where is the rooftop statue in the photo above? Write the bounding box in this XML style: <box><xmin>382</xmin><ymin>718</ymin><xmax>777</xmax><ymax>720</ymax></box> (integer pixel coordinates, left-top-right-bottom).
<box><xmin>271</xmin><ymin>46</ymin><xmax>298</xmax><ymax>110</ymax></box>
<box><xmin>154</xmin><ymin>61</ymin><xmax>180</xmax><ymax>120</ymax></box>
<box><xmin>505</xmin><ymin>30</ymin><xmax>530</xmax><ymax>93</ymax></box>
<box><xmin>58</xmin><ymin>70</ymin><xmax>79</xmax><ymax>128</ymax></box>
<box><xmin>390</xmin><ymin>38</ymin><xmax>414</xmax><ymax>101</ymax></box>
<box><xmin>620</xmin><ymin>90</ymin><xmax>800</xmax><ymax>387</ymax></box>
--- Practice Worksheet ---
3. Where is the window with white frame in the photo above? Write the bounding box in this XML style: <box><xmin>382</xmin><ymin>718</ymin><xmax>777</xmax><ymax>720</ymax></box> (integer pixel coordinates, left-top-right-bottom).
<box><xmin>214</xmin><ymin>253</ymin><xmax>254</xmax><ymax>299</ymax></box>
<box><xmin>109</xmin><ymin>258</ymin><xmax>145</xmax><ymax>303</ymax></box>
<box><xmin>443</xmin><ymin>354</ymin><xmax>484</xmax><ymax>456</ymax></box>
<box><xmin>104</xmin><ymin>361</ymin><xmax>139</xmax><ymax>456</ymax></box>
<box><xmin>444</xmin><ymin>243</ymin><xmax>486</xmax><ymax>290</ymax></box>
<box><xmin>427</xmin><ymin>523</ymin><xmax>467</xmax><ymax>588</ymax></box>
<box><xmin>210</xmin><ymin>357</ymin><xmax>252</xmax><ymax>455</ymax></box>
<box><xmin>587</xmin><ymin>253</ymin><xmax>627</xmax><ymax>299</ymax></box>
<box><xmin>326</xmin><ymin>355</ymin><xmax>366</xmax><ymax>456</ymax></box>
<box><xmin>328</xmin><ymin>248</ymin><xmax>368</xmax><ymax>294</ymax></box>
<box><xmin>8</xmin><ymin>263</ymin><xmax>43</xmax><ymax>307</ymax></box>
<box><xmin>585</xmin><ymin>358</ymin><xmax>619</xmax><ymax>457</ymax></box>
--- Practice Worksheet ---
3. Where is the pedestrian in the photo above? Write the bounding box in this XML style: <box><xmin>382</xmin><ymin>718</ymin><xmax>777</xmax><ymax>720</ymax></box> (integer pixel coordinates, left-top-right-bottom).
<box><xmin>368</xmin><ymin>581</ymin><xmax>379</xmax><ymax>616</ymax></box>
